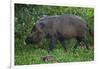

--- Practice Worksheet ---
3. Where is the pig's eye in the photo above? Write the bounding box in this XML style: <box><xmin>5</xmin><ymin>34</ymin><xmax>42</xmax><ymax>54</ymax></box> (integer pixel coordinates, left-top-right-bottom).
<box><xmin>40</xmin><ymin>22</ymin><xmax>45</xmax><ymax>29</ymax></box>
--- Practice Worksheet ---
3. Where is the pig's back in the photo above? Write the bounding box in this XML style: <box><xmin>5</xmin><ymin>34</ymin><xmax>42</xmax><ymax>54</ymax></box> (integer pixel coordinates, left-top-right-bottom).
<box><xmin>37</xmin><ymin>15</ymin><xmax>87</xmax><ymax>38</ymax></box>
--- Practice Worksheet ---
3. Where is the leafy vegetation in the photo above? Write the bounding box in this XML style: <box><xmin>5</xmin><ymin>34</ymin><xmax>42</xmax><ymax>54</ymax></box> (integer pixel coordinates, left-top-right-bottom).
<box><xmin>15</xmin><ymin>4</ymin><xmax>94</xmax><ymax>65</ymax></box>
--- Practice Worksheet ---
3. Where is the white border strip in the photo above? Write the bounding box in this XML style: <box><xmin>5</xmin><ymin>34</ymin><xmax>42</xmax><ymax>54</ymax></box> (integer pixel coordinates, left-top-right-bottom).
<box><xmin>11</xmin><ymin>1</ymin><xmax>14</xmax><ymax>69</ymax></box>
<box><xmin>13</xmin><ymin>62</ymin><xmax>95</xmax><ymax>69</ymax></box>
<box><xmin>13</xmin><ymin>0</ymin><xmax>95</xmax><ymax>8</ymax></box>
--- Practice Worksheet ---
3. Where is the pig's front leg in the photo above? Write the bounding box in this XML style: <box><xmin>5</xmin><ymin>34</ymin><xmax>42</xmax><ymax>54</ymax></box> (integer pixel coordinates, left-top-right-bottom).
<box><xmin>48</xmin><ymin>37</ymin><xmax>57</xmax><ymax>52</ymax></box>
<box><xmin>59</xmin><ymin>37</ymin><xmax>67</xmax><ymax>52</ymax></box>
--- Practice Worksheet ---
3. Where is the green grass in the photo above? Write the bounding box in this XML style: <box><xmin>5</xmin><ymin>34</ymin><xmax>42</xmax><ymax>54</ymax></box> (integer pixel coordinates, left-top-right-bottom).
<box><xmin>15</xmin><ymin>44</ymin><xmax>94</xmax><ymax>65</ymax></box>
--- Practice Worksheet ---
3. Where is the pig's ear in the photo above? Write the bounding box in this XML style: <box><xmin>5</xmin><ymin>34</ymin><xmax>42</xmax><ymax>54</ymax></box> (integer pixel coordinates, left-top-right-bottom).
<box><xmin>36</xmin><ymin>22</ymin><xmax>45</xmax><ymax>33</ymax></box>
<box><xmin>39</xmin><ymin>22</ymin><xmax>45</xmax><ymax>29</ymax></box>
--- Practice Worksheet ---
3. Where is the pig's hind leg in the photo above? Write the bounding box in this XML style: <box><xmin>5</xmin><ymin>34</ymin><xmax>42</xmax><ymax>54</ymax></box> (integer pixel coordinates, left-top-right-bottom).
<box><xmin>74</xmin><ymin>38</ymin><xmax>81</xmax><ymax>49</ymax></box>
<box><xmin>81</xmin><ymin>36</ymin><xmax>89</xmax><ymax>50</ymax></box>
